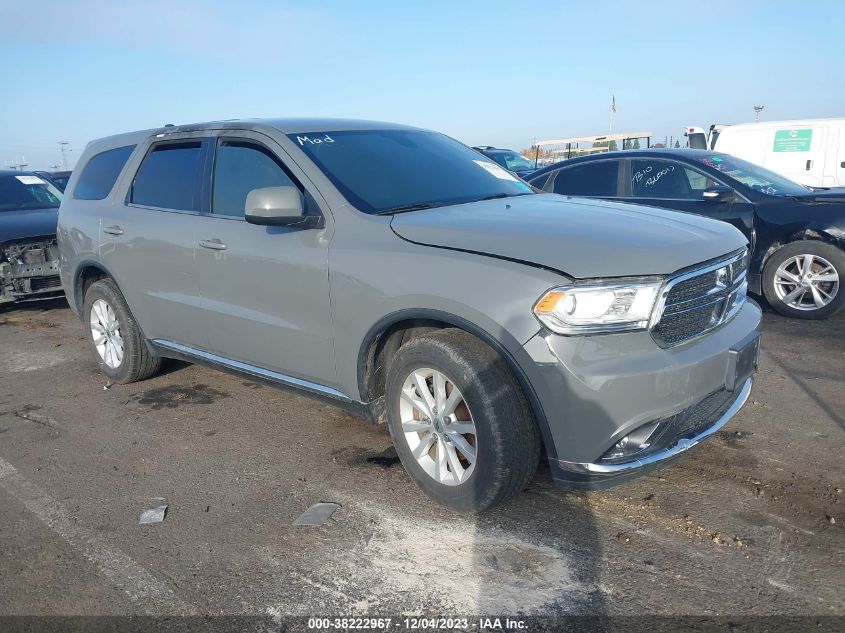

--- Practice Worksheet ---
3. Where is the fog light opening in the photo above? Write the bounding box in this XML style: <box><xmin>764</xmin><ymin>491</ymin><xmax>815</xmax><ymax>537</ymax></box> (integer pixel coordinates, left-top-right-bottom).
<box><xmin>600</xmin><ymin>422</ymin><xmax>660</xmax><ymax>463</ymax></box>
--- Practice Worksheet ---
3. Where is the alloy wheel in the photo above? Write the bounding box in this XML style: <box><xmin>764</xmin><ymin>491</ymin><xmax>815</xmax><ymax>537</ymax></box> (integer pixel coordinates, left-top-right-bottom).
<box><xmin>773</xmin><ymin>254</ymin><xmax>839</xmax><ymax>311</ymax></box>
<box><xmin>398</xmin><ymin>368</ymin><xmax>477</xmax><ymax>486</ymax></box>
<box><xmin>90</xmin><ymin>298</ymin><xmax>124</xmax><ymax>368</ymax></box>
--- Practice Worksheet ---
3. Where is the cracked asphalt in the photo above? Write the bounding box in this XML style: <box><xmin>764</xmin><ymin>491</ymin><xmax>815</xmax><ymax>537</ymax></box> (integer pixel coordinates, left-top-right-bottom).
<box><xmin>0</xmin><ymin>297</ymin><xmax>842</xmax><ymax>623</ymax></box>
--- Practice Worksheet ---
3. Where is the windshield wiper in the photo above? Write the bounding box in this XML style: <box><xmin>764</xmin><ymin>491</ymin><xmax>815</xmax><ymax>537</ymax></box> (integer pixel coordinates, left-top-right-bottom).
<box><xmin>373</xmin><ymin>203</ymin><xmax>435</xmax><ymax>215</ymax></box>
<box><xmin>475</xmin><ymin>192</ymin><xmax>533</xmax><ymax>202</ymax></box>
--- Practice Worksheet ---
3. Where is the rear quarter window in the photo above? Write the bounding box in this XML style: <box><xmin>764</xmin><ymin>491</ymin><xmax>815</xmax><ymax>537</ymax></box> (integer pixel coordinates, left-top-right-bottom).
<box><xmin>73</xmin><ymin>145</ymin><xmax>136</xmax><ymax>200</ymax></box>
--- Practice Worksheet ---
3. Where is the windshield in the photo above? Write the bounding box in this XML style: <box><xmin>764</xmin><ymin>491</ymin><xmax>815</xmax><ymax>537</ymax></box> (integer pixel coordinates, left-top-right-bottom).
<box><xmin>495</xmin><ymin>151</ymin><xmax>535</xmax><ymax>172</ymax></box>
<box><xmin>0</xmin><ymin>174</ymin><xmax>63</xmax><ymax>211</ymax></box>
<box><xmin>697</xmin><ymin>154</ymin><xmax>808</xmax><ymax>196</ymax></box>
<box><xmin>289</xmin><ymin>130</ymin><xmax>533</xmax><ymax>214</ymax></box>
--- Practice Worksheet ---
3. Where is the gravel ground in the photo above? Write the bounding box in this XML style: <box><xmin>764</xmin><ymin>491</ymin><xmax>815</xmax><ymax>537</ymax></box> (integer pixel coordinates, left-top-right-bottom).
<box><xmin>0</xmin><ymin>297</ymin><xmax>842</xmax><ymax>629</ymax></box>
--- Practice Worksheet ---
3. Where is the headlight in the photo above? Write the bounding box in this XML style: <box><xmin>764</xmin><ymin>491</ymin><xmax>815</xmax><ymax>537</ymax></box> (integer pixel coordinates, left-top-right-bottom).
<box><xmin>533</xmin><ymin>280</ymin><xmax>663</xmax><ymax>335</ymax></box>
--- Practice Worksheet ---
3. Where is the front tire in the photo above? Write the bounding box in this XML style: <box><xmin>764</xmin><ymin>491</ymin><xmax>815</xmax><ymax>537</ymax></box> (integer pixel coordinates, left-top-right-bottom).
<box><xmin>83</xmin><ymin>278</ymin><xmax>162</xmax><ymax>383</ymax></box>
<box><xmin>385</xmin><ymin>329</ymin><xmax>541</xmax><ymax>512</ymax></box>
<box><xmin>762</xmin><ymin>241</ymin><xmax>844</xmax><ymax>319</ymax></box>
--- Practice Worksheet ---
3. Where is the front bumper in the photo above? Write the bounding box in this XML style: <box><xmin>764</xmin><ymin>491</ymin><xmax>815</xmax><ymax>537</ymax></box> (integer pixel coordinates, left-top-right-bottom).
<box><xmin>521</xmin><ymin>300</ymin><xmax>761</xmax><ymax>488</ymax></box>
<box><xmin>1</xmin><ymin>238</ymin><xmax>62</xmax><ymax>303</ymax></box>
<box><xmin>556</xmin><ymin>377</ymin><xmax>752</xmax><ymax>488</ymax></box>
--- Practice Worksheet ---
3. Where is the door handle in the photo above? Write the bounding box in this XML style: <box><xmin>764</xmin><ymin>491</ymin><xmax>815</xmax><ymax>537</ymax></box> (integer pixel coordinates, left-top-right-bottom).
<box><xmin>199</xmin><ymin>238</ymin><xmax>227</xmax><ymax>251</ymax></box>
<box><xmin>103</xmin><ymin>225</ymin><xmax>124</xmax><ymax>236</ymax></box>
<box><xmin>806</xmin><ymin>159</ymin><xmax>813</xmax><ymax>171</ymax></box>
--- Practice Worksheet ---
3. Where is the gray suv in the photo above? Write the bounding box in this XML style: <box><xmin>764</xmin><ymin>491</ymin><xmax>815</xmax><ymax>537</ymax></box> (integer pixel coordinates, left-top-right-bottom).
<box><xmin>58</xmin><ymin>119</ymin><xmax>761</xmax><ymax>512</ymax></box>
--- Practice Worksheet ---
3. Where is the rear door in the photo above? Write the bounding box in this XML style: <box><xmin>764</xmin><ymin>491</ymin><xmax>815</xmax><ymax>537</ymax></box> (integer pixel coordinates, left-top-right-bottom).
<box><xmin>619</xmin><ymin>157</ymin><xmax>755</xmax><ymax>247</ymax></box>
<box><xmin>191</xmin><ymin>130</ymin><xmax>336</xmax><ymax>388</ymax></box>
<box><xmin>98</xmin><ymin>132</ymin><xmax>211</xmax><ymax>347</ymax></box>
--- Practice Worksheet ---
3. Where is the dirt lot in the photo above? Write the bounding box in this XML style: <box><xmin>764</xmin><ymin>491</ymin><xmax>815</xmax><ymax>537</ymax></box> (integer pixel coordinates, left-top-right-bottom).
<box><xmin>0</xmin><ymin>298</ymin><xmax>842</xmax><ymax>629</ymax></box>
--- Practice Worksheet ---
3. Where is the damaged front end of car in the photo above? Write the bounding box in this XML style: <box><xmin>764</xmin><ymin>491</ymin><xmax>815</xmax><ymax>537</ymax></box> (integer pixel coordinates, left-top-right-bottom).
<box><xmin>0</xmin><ymin>237</ymin><xmax>63</xmax><ymax>304</ymax></box>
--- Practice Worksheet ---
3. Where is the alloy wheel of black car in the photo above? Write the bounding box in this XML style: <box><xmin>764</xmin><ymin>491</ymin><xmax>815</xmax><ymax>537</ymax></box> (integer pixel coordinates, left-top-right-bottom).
<box><xmin>763</xmin><ymin>241</ymin><xmax>844</xmax><ymax>319</ymax></box>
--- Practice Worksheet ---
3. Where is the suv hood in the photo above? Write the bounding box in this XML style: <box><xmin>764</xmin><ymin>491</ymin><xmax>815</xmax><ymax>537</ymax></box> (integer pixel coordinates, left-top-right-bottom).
<box><xmin>0</xmin><ymin>207</ymin><xmax>59</xmax><ymax>243</ymax></box>
<box><xmin>390</xmin><ymin>194</ymin><xmax>747</xmax><ymax>279</ymax></box>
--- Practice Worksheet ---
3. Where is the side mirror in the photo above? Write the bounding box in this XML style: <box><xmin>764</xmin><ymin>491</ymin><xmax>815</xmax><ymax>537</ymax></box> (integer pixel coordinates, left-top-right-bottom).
<box><xmin>245</xmin><ymin>186</ymin><xmax>319</xmax><ymax>228</ymax></box>
<box><xmin>702</xmin><ymin>185</ymin><xmax>736</xmax><ymax>203</ymax></box>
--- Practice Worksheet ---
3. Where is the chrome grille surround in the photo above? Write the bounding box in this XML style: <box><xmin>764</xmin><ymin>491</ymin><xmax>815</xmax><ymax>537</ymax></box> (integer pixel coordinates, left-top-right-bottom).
<box><xmin>650</xmin><ymin>248</ymin><xmax>748</xmax><ymax>347</ymax></box>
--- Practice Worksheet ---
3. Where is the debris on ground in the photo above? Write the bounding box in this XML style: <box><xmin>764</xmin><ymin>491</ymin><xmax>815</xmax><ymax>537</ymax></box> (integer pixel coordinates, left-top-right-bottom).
<box><xmin>139</xmin><ymin>505</ymin><xmax>168</xmax><ymax>525</ymax></box>
<box><xmin>294</xmin><ymin>502</ymin><xmax>340</xmax><ymax>526</ymax></box>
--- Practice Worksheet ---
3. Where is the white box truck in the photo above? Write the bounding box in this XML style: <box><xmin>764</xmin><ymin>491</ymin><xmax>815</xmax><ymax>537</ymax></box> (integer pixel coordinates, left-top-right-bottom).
<box><xmin>685</xmin><ymin>119</ymin><xmax>845</xmax><ymax>189</ymax></box>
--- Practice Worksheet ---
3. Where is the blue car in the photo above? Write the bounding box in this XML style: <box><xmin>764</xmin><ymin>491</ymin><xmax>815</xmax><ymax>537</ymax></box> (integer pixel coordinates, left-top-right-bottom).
<box><xmin>473</xmin><ymin>146</ymin><xmax>538</xmax><ymax>179</ymax></box>
<box><xmin>0</xmin><ymin>170</ymin><xmax>64</xmax><ymax>304</ymax></box>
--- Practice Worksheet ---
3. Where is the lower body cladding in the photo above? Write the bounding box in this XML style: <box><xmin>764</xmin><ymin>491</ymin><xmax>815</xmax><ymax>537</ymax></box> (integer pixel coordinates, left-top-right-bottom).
<box><xmin>523</xmin><ymin>300</ymin><xmax>762</xmax><ymax>489</ymax></box>
<box><xmin>0</xmin><ymin>239</ymin><xmax>62</xmax><ymax>303</ymax></box>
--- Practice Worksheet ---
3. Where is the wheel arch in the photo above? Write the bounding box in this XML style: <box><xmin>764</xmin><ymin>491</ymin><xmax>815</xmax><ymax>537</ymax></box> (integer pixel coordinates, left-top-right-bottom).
<box><xmin>759</xmin><ymin>228</ymin><xmax>844</xmax><ymax>275</ymax></box>
<box><xmin>357</xmin><ymin>308</ymin><xmax>557</xmax><ymax>460</ymax></box>
<box><xmin>72</xmin><ymin>260</ymin><xmax>115</xmax><ymax>315</ymax></box>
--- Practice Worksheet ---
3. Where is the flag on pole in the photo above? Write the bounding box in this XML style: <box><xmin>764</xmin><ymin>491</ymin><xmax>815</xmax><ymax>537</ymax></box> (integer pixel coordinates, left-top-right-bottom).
<box><xmin>611</xmin><ymin>96</ymin><xmax>616</xmax><ymax>113</ymax></box>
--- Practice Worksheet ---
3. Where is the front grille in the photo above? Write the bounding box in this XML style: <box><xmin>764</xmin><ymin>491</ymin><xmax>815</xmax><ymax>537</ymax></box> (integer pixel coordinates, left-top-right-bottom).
<box><xmin>652</xmin><ymin>250</ymin><xmax>748</xmax><ymax>347</ymax></box>
<box><xmin>30</xmin><ymin>275</ymin><xmax>62</xmax><ymax>291</ymax></box>
<box><xmin>670</xmin><ymin>388</ymin><xmax>736</xmax><ymax>439</ymax></box>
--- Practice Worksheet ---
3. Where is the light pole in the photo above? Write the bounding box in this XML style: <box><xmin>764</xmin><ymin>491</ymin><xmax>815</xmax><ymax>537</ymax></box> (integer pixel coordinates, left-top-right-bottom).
<box><xmin>58</xmin><ymin>142</ymin><xmax>71</xmax><ymax>170</ymax></box>
<box><xmin>753</xmin><ymin>105</ymin><xmax>764</xmax><ymax>123</ymax></box>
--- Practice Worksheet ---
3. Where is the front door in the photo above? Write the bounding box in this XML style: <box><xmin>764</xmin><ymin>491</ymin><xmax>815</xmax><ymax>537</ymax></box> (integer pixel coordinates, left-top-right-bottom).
<box><xmin>192</xmin><ymin>131</ymin><xmax>337</xmax><ymax>390</ymax></box>
<box><xmin>620</xmin><ymin>157</ymin><xmax>756</xmax><ymax>249</ymax></box>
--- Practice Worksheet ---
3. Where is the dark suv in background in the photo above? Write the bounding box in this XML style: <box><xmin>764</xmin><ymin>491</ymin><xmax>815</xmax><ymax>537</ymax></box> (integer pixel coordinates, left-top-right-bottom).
<box><xmin>528</xmin><ymin>149</ymin><xmax>845</xmax><ymax>319</ymax></box>
<box><xmin>35</xmin><ymin>170</ymin><xmax>73</xmax><ymax>192</ymax></box>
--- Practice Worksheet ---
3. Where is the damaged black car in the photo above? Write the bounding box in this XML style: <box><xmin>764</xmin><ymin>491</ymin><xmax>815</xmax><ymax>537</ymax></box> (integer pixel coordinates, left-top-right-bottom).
<box><xmin>0</xmin><ymin>170</ymin><xmax>63</xmax><ymax>305</ymax></box>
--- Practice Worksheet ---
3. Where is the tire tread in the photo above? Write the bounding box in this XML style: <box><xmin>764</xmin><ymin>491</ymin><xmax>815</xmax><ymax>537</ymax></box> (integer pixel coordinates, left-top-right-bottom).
<box><xmin>84</xmin><ymin>278</ymin><xmax>162</xmax><ymax>383</ymax></box>
<box><xmin>386</xmin><ymin>328</ymin><xmax>541</xmax><ymax>512</ymax></box>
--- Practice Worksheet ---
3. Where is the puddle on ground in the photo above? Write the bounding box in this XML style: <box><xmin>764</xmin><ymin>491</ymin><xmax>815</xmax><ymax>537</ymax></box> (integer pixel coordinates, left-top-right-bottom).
<box><xmin>131</xmin><ymin>383</ymin><xmax>230</xmax><ymax>410</ymax></box>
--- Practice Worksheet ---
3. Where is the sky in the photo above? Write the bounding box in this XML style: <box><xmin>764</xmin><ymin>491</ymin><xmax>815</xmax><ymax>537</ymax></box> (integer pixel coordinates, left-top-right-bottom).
<box><xmin>1</xmin><ymin>0</ymin><xmax>842</xmax><ymax>170</ymax></box>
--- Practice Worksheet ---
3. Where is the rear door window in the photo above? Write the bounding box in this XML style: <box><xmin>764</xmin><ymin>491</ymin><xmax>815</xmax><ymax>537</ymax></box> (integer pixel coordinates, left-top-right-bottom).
<box><xmin>631</xmin><ymin>159</ymin><xmax>701</xmax><ymax>199</ymax></box>
<box><xmin>550</xmin><ymin>161</ymin><xmax>620</xmax><ymax>196</ymax></box>
<box><xmin>131</xmin><ymin>142</ymin><xmax>204</xmax><ymax>211</ymax></box>
<box><xmin>211</xmin><ymin>140</ymin><xmax>300</xmax><ymax>218</ymax></box>
<box><xmin>73</xmin><ymin>145</ymin><xmax>136</xmax><ymax>200</ymax></box>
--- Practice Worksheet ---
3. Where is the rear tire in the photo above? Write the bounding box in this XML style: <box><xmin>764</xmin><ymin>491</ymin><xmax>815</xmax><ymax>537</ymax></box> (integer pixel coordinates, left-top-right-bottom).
<box><xmin>762</xmin><ymin>241</ymin><xmax>844</xmax><ymax>319</ymax></box>
<box><xmin>385</xmin><ymin>328</ymin><xmax>541</xmax><ymax>512</ymax></box>
<box><xmin>83</xmin><ymin>278</ymin><xmax>162</xmax><ymax>383</ymax></box>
